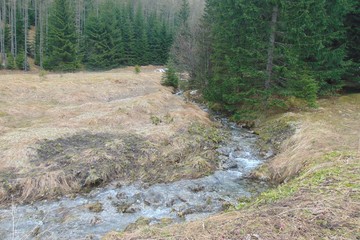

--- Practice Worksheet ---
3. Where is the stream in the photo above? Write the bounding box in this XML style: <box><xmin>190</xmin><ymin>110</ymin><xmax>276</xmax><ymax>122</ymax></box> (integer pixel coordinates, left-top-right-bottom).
<box><xmin>0</xmin><ymin>118</ymin><xmax>271</xmax><ymax>240</ymax></box>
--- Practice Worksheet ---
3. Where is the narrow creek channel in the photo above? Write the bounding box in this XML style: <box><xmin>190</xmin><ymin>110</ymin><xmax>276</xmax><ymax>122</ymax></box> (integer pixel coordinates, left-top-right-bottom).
<box><xmin>0</xmin><ymin>118</ymin><xmax>271</xmax><ymax>240</ymax></box>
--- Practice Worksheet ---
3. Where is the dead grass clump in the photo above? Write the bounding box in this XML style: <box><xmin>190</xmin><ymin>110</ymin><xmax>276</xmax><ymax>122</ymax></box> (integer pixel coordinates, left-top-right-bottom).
<box><xmin>1</xmin><ymin>171</ymin><xmax>80</xmax><ymax>204</ymax></box>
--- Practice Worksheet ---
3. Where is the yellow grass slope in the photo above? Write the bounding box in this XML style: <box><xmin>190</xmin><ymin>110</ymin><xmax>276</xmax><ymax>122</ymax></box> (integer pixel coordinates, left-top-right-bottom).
<box><xmin>0</xmin><ymin>66</ymin><xmax>220</xmax><ymax>204</ymax></box>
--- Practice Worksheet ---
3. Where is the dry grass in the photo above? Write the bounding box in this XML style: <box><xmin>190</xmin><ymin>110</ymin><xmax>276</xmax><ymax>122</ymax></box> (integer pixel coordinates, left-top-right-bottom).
<box><xmin>0</xmin><ymin>66</ymin><xmax>220</xmax><ymax>205</ymax></box>
<box><xmin>105</xmin><ymin>94</ymin><xmax>360</xmax><ymax>240</ymax></box>
<box><xmin>263</xmin><ymin>94</ymin><xmax>360</xmax><ymax>183</ymax></box>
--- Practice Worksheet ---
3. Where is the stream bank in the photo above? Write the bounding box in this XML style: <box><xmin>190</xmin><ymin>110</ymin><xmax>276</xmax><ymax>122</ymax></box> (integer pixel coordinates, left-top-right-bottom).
<box><xmin>110</xmin><ymin>94</ymin><xmax>360</xmax><ymax>240</ymax></box>
<box><xmin>0</xmin><ymin>116</ymin><xmax>271</xmax><ymax>240</ymax></box>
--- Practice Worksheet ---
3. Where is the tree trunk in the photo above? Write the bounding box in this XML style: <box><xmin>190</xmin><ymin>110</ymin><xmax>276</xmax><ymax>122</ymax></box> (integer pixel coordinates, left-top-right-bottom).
<box><xmin>39</xmin><ymin>0</ymin><xmax>43</xmax><ymax>68</ymax></box>
<box><xmin>13</xmin><ymin>0</ymin><xmax>16</xmax><ymax>56</ymax></box>
<box><xmin>75</xmin><ymin>0</ymin><xmax>84</xmax><ymax>46</ymax></box>
<box><xmin>24</xmin><ymin>0</ymin><xmax>28</xmax><ymax>70</ymax></box>
<box><xmin>0</xmin><ymin>0</ymin><xmax>5</xmax><ymax>66</ymax></box>
<box><xmin>265</xmin><ymin>5</ymin><xmax>279</xmax><ymax>90</ymax></box>
<box><xmin>95</xmin><ymin>0</ymin><xmax>99</xmax><ymax>18</ymax></box>
<box><xmin>34</xmin><ymin>0</ymin><xmax>37</xmax><ymax>61</ymax></box>
<box><xmin>10</xmin><ymin>0</ymin><xmax>14</xmax><ymax>56</ymax></box>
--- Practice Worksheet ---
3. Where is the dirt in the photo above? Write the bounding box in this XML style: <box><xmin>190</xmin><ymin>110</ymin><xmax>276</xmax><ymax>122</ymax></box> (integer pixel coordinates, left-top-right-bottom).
<box><xmin>0</xmin><ymin>66</ymin><xmax>222</xmax><ymax>205</ymax></box>
<box><xmin>105</xmin><ymin>93</ymin><xmax>360</xmax><ymax>240</ymax></box>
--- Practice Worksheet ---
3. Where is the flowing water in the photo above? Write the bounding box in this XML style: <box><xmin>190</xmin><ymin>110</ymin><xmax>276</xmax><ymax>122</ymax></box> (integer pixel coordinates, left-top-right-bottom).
<box><xmin>0</xmin><ymin>119</ymin><xmax>271</xmax><ymax>240</ymax></box>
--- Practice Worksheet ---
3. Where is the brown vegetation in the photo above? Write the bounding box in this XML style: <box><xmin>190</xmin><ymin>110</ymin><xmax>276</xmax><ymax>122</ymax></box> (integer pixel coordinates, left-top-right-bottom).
<box><xmin>104</xmin><ymin>94</ymin><xmax>360</xmax><ymax>240</ymax></box>
<box><xmin>0</xmin><ymin>66</ymin><xmax>222</xmax><ymax>205</ymax></box>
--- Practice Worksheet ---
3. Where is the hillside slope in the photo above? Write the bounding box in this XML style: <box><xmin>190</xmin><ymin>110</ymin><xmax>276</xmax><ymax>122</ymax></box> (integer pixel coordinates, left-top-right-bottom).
<box><xmin>0</xmin><ymin>66</ymin><xmax>221</xmax><ymax>205</ymax></box>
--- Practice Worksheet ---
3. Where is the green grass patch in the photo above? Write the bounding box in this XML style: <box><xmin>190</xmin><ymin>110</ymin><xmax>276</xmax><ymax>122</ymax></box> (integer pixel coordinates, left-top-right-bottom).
<box><xmin>0</xmin><ymin>111</ymin><xmax>8</xmax><ymax>117</ymax></box>
<box><xmin>237</xmin><ymin>151</ymin><xmax>359</xmax><ymax>209</ymax></box>
<box><xmin>188</xmin><ymin>122</ymin><xmax>227</xmax><ymax>144</ymax></box>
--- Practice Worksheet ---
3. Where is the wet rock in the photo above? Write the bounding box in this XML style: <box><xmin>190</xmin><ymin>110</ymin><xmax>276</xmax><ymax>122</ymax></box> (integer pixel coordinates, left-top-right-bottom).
<box><xmin>113</xmin><ymin>192</ymin><xmax>139</xmax><ymax>213</ymax></box>
<box><xmin>116</xmin><ymin>191</ymin><xmax>143</xmax><ymax>204</ymax></box>
<box><xmin>116</xmin><ymin>192</ymin><xmax>127</xmax><ymax>200</ymax></box>
<box><xmin>176</xmin><ymin>205</ymin><xmax>209</xmax><ymax>218</ymax></box>
<box><xmin>143</xmin><ymin>190</ymin><xmax>164</xmax><ymax>207</ymax></box>
<box><xmin>31</xmin><ymin>226</ymin><xmax>41</xmax><ymax>237</ymax></box>
<box><xmin>231</xmin><ymin>150</ymin><xmax>243</xmax><ymax>158</ymax></box>
<box><xmin>84</xmin><ymin>235</ymin><xmax>96</xmax><ymax>240</ymax></box>
<box><xmin>116</xmin><ymin>203</ymin><xmax>139</xmax><ymax>213</ymax></box>
<box><xmin>90</xmin><ymin>216</ymin><xmax>102</xmax><ymax>225</ymax></box>
<box><xmin>218</xmin><ymin>155</ymin><xmax>228</xmax><ymax>162</ymax></box>
<box><xmin>220</xmin><ymin>158</ymin><xmax>238</xmax><ymax>170</ymax></box>
<box><xmin>124</xmin><ymin>205</ymin><xmax>140</xmax><ymax>214</ymax></box>
<box><xmin>165</xmin><ymin>198</ymin><xmax>176</xmax><ymax>207</ymax></box>
<box><xmin>86</xmin><ymin>201</ymin><xmax>103</xmax><ymax>213</ymax></box>
<box><xmin>262</xmin><ymin>149</ymin><xmax>275</xmax><ymax>159</ymax></box>
<box><xmin>133</xmin><ymin>192</ymin><xmax>144</xmax><ymax>203</ymax></box>
<box><xmin>188</xmin><ymin>184</ymin><xmax>205</xmax><ymax>193</ymax></box>
<box><xmin>221</xmin><ymin>201</ymin><xmax>234</xmax><ymax>211</ymax></box>
<box><xmin>217</xmin><ymin>147</ymin><xmax>232</xmax><ymax>156</ymax></box>
<box><xmin>165</xmin><ymin>196</ymin><xmax>185</xmax><ymax>207</ymax></box>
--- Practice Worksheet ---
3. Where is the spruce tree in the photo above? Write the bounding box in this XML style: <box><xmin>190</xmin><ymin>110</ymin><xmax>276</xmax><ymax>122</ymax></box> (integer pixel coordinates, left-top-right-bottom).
<box><xmin>147</xmin><ymin>13</ymin><xmax>162</xmax><ymax>65</ymax></box>
<box><xmin>123</xmin><ymin>16</ymin><xmax>136</xmax><ymax>66</ymax></box>
<box><xmin>44</xmin><ymin>0</ymin><xmax>80</xmax><ymax>71</ymax></box>
<box><xmin>84</xmin><ymin>14</ymin><xmax>108</xmax><ymax>69</ymax></box>
<box><xmin>133</xmin><ymin>4</ymin><xmax>149</xmax><ymax>65</ymax></box>
<box><xmin>84</xmin><ymin>1</ymin><xmax>125</xmax><ymax>70</ymax></box>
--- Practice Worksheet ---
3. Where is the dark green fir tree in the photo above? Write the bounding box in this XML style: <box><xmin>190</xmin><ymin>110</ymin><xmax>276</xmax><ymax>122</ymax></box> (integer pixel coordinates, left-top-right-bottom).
<box><xmin>44</xmin><ymin>0</ymin><xmax>80</xmax><ymax>71</ymax></box>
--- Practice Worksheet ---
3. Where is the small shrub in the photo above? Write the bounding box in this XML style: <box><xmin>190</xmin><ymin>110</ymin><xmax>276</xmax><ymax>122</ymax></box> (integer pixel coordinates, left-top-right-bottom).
<box><xmin>39</xmin><ymin>70</ymin><xmax>48</xmax><ymax>79</ymax></box>
<box><xmin>163</xmin><ymin>113</ymin><xmax>174</xmax><ymax>124</ymax></box>
<box><xmin>6</xmin><ymin>53</ymin><xmax>16</xmax><ymax>70</ymax></box>
<box><xmin>134</xmin><ymin>65</ymin><xmax>141</xmax><ymax>74</ymax></box>
<box><xmin>161</xmin><ymin>61</ymin><xmax>179</xmax><ymax>89</ymax></box>
<box><xmin>285</xmin><ymin>96</ymin><xmax>308</xmax><ymax>111</ymax></box>
<box><xmin>150</xmin><ymin>115</ymin><xmax>162</xmax><ymax>125</ymax></box>
<box><xmin>15</xmin><ymin>52</ymin><xmax>29</xmax><ymax>70</ymax></box>
<box><xmin>287</xmin><ymin>74</ymin><xmax>319</xmax><ymax>107</ymax></box>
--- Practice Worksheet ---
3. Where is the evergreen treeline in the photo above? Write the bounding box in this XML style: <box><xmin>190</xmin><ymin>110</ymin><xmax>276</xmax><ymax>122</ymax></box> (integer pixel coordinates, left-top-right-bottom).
<box><xmin>0</xmin><ymin>0</ymin><xmax>174</xmax><ymax>71</ymax></box>
<box><xmin>178</xmin><ymin>0</ymin><xmax>359</xmax><ymax>120</ymax></box>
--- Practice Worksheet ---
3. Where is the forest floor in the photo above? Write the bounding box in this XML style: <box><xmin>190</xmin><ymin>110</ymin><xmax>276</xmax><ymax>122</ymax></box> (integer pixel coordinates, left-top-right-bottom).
<box><xmin>0</xmin><ymin>66</ymin><xmax>223</xmax><ymax>205</ymax></box>
<box><xmin>105</xmin><ymin>94</ymin><xmax>360</xmax><ymax>239</ymax></box>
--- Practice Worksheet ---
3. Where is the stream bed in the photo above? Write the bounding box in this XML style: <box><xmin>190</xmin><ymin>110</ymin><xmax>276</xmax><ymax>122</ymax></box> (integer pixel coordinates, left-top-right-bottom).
<box><xmin>0</xmin><ymin>119</ymin><xmax>271</xmax><ymax>240</ymax></box>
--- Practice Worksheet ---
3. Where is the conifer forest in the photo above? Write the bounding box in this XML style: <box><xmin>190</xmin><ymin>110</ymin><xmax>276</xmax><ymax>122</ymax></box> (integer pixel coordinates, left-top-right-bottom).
<box><xmin>0</xmin><ymin>0</ymin><xmax>358</xmax><ymax>118</ymax></box>
<box><xmin>0</xmin><ymin>0</ymin><xmax>178</xmax><ymax>71</ymax></box>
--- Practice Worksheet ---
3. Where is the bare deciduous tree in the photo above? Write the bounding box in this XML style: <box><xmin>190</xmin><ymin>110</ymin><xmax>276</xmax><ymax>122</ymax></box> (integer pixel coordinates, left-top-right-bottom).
<box><xmin>0</xmin><ymin>0</ymin><xmax>6</xmax><ymax>66</ymax></box>
<box><xmin>23</xmin><ymin>0</ymin><xmax>28</xmax><ymax>70</ymax></box>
